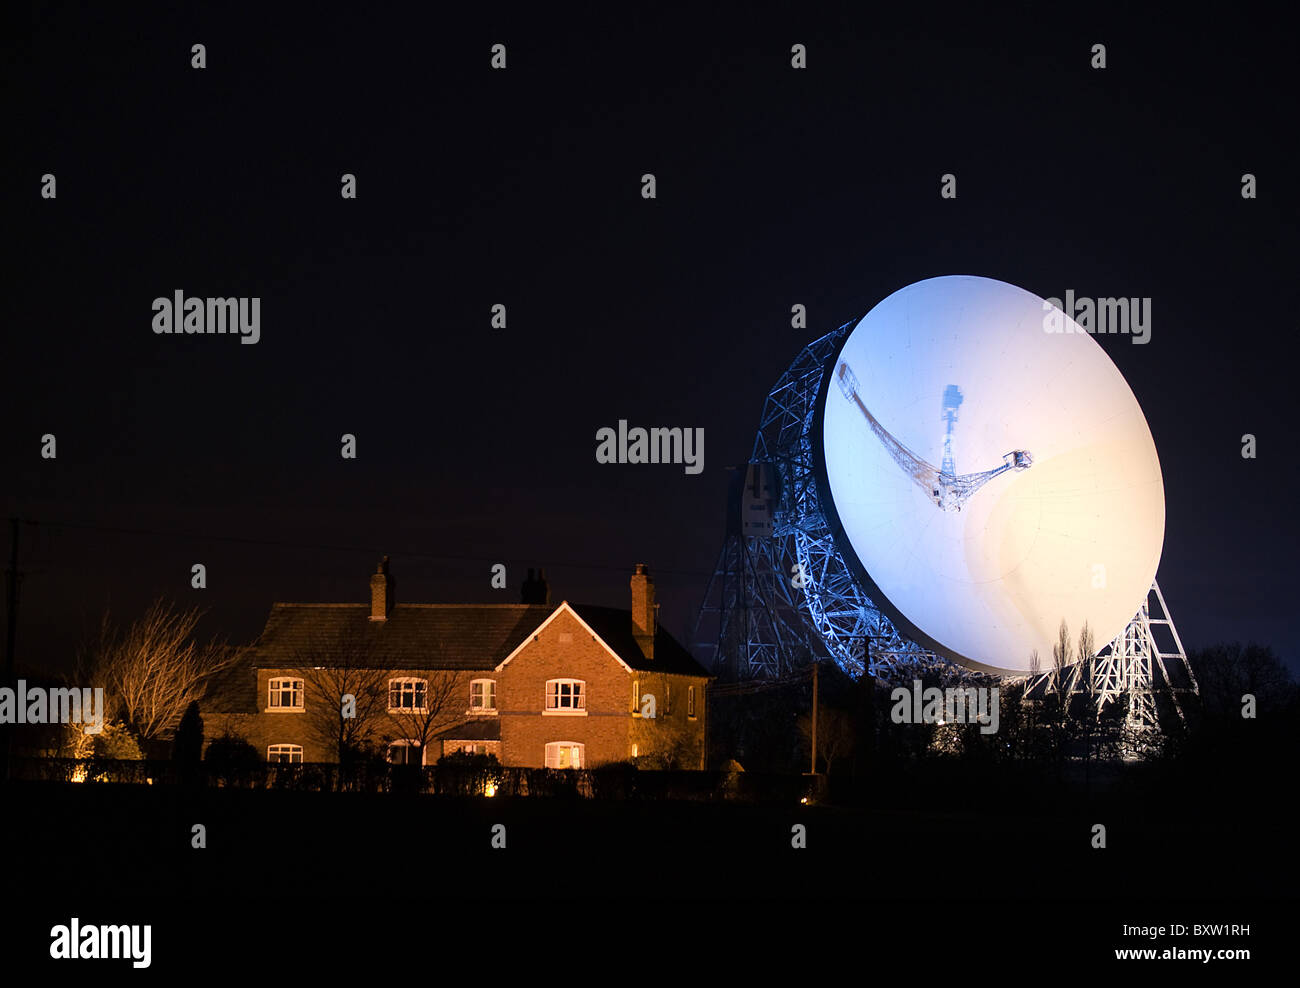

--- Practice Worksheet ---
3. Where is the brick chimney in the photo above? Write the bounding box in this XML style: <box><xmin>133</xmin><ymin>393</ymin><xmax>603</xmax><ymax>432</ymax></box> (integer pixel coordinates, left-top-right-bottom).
<box><xmin>631</xmin><ymin>563</ymin><xmax>655</xmax><ymax>659</ymax></box>
<box><xmin>369</xmin><ymin>556</ymin><xmax>394</xmax><ymax>621</ymax></box>
<box><xmin>521</xmin><ymin>567</ymin><xmax>551</xmax><ymax>605</ymax></box>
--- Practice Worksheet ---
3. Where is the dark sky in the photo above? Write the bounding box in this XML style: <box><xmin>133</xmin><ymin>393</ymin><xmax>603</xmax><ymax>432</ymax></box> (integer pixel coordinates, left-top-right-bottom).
<box><xmin>7</xmin><ymin>3</ymin><xmax>1297</xmax><ymax>676</ymax></box>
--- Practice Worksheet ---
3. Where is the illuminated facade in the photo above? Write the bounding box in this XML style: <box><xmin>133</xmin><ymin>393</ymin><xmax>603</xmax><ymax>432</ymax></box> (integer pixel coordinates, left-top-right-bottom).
<box><xmin>202</xmin><ymin>562</ymin><xmax>709</xmax><ymax>768</ymax></box>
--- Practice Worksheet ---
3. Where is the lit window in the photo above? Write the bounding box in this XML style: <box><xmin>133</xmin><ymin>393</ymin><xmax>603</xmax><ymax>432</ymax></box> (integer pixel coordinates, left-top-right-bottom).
<box><xmin>389</xmin><ymin>678</ymin><xmax>428</xmax><ymax>713</ymax></box>
<box><xmin>470</xmin><ymin>679</ymin><xmax>497</xmax><ymax>712</ymax></box>
<box><xmin>631</xmin><ymin>743</ymin><xmax>638</xmax><ymax>758</ymax></box>
<box><xmin>387</xmin><ymin>740</ymin><xmax>425</xmax><ymax>765</ymax></box>
<box><xmin>688</xmin><ymin>685</ymin><xmax>696</xmax><ymax>719</ymax></box>
<box><xmin>631</xmin><ymin>679</ymin><xmax>639</xmax><ymax>713</ymax></box>
<box><xmin>545</xmin><ymin>742</ymin><xmax>584</xmax><ymax>769</ymax></box>
<box><xmin>267</xmin><ymin>744</ymin><xmax>302</xmax><ymax>763</ymax></box>
<box><xmin>268</xmin><ymin>677</ymin><xmax>304</xmax><ymax>710</ymax></box>
<box><xmin>666</xmin><ymin>682</ymin><xmax>671</xmax><ymax>715</ymax></box>
<box><xmin>545</xmin><ymin>679</ymin><xmax>585</xmax><ymax>712</ymax></box>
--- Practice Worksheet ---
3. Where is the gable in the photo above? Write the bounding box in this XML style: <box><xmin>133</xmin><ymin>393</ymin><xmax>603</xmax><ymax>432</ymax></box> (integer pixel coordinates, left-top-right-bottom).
<box><xmin>493</xmin><ymin>602</ymin><xmax>634</xmax><ymax>674</ymax></box>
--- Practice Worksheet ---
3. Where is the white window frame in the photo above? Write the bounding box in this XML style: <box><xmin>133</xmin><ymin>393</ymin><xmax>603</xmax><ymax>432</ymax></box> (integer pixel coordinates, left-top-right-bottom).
<box><xmin>469</xmin><ymin>679</ymin><xmax>497</xmax><ymax>714</ymax></box>
<box><xmin>267</xmin><ymin>743</ymin><xmax>303</xmax><ymax>764</ymax></box>
<box><xmin>544</xmin><ymin>741</ymin><xmax>585</xmax><ymax>769</ymax></box>
<box><xmin>543</xmin><ymin>679</ymin><xmax>587</xmax><ymax>715</ymax></box>
<box><xmin>267</xmin><ymin>677</ymin><xmax>304</xmax><ymax>712</ymax></box>
<box><xmin>388</xmin><ymin>677</ymin><xmax>428</xmax><ymax>713</ymax></box>
<box><xmin>386</xmin><ymin>739</ymin><xmax>428</xmax><ymax>766</ymax></box>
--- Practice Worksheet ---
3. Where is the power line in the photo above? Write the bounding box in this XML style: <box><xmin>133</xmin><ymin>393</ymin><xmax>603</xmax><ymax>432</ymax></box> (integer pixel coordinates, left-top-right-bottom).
<box><xmin>34</xmin><ymin>518</ymin><xmax>717</xmax><ymax>581</ymax></box>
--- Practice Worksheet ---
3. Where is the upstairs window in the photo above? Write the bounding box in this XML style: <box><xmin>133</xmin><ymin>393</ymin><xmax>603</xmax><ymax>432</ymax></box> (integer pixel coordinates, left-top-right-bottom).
<box><xmin>688</xmin><ymin>685</ymin><xmax>696</xmax><ymax>719</ymax></box>
<box><xmin>545</xmin><ymin>679</ymin><xmax>585</xmax><ymax>712</ymax></box>
<box><xmin>389</xmin><ymin>678</ymin><xmax>428</xmax><ymax>713</ymax></box>
<box><xmin>268</xmin><ymin>678</ymin><xmax>304</xmax><ymax>710</ymax></box>
<box><xmin>470</xmin><ymin>679</ymin><xmax>497</xmax><ymax>712</ymax></box>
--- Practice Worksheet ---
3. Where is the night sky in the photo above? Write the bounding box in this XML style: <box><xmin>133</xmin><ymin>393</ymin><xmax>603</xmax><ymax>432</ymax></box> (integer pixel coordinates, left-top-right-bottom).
<box><xmin>8</xmin><ymin>4</ymin><xmax>1297</xmax><ymax>676</ymax></box>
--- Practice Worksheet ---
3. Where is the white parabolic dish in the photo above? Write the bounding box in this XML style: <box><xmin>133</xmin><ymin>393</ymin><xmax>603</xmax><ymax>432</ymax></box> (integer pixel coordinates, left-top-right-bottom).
<box><xmin>819</xmin><ymin>275</ymin><xmax>1165</xmax><ymax>675</ymax></box>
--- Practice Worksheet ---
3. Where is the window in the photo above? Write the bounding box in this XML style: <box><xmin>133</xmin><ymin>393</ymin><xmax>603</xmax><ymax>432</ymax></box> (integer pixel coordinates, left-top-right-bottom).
<box><xmin>631</xmin><ymin>743</ymin><xmax>638</xmax><ymax>758</ymax></box>
<box><xmin>688</xmin><ymin>685</ymin><xmax>696</xmax><ymax>719</ymax></box>
<box><xmin>460</xmin><ymin>743</ymin><xmax>488</xmax><ymax>756</ymax></box>
<box><xmin>268</xmin><ymin>677</ymin><xmax>304</xmax><ymax>710</ymax></box>
<box><xmin>544</xmin><ymin>679</ymin><xmax>585</xmax><ymax>713</ymax></box>
<box><xmin>389</xmin><ymin>678</ymin><xmax>428</xmax><ymax>713</ymax></box>
<box><xmin>631</xmin><ymin>679</ymin><xmax>639</xmax><ymax>713</ymax></box>
<box><xmin>470</xmin><ymin>679</ymin><xmax>497</xmax><ymax>713</ymax></box>
<box><xmin>387</xmin><ymin>740</ymin><xmax>426</xmax><ymax>765</ymax></box>
<box><xmin>666</xmin><ymin>682</ymin><xmax>671</xmax><ymax>715</ymax></box>
<box><xmin>545</xmin><ymin>742</ymin><xmax>584</xmax><ymax>769</ymax></box>
<box><xmin>267</xmin><ymin>744</ymin><xmax>302</xmax><ymax>763</ymax></box>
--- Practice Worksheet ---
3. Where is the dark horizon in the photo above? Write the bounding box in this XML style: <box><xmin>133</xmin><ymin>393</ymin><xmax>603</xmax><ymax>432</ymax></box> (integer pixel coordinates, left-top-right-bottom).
<box><xmin>8</xmin><ymin>3</ymin><xmax>1297</xmax><ymax>677</ymax></box>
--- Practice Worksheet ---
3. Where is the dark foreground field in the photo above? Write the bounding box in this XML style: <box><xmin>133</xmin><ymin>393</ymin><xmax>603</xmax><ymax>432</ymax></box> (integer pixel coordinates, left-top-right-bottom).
<box><xmin>2</xmin><ymin>777</ymin><xmax>1291</xmax><ymax>899</ymax></box>
<box><xmin>2</xmin><ymin>775</ymin><xmax>1291</xmax><ymax>972</ymax></box>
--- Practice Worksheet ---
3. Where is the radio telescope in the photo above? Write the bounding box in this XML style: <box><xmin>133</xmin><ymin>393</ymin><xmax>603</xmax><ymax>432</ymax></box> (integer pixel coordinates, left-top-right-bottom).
<box><xmin>820</xmin><ymin>275</ymin><xmax>1162</xmax><ymax>675</ymax></box>
<box><xmin>696</xmin><ymin>275</ymin><xmax>1198</xmax><ymax>730</ymax></box>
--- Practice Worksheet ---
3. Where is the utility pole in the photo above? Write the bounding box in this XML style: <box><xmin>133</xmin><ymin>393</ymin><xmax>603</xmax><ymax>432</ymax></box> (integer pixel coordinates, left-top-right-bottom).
<box><xmin>3</xmin><ymin>517</ymin><xmax>20</xmax><ymax>781</ymax></box>
<box><xmin>809</xmin><ymin>660</ymin><xmax>819</xmax><ymax>775</ymax></box>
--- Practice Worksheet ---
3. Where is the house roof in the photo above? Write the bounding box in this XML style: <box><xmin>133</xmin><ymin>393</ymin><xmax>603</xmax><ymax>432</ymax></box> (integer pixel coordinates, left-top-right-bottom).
<box><xmin>569</xmin><ymin>604</ymin><xmax>709</xmax><ymax>676</ymax></box>
<box><xmin>204</xmin><ymin>599</ymin><xmax>709</xmax><ymax>713</ymax></box>
<box><xmin>435</xmin><ymin>718</ymin><xmax>502</xmax><ymax>742</ymax></box>
<box><xmin>251</xmin><ymin>603</ymin><xmax>553</xmax><ymax>671</ymax></box>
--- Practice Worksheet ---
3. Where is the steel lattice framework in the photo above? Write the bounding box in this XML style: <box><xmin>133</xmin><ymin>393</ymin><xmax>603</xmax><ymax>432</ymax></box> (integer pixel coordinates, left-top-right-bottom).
<box><xmin>1020</xmin><ymin>580</ymin><xmax>1199</xmax><ymax>734</ymax></box>
<box><xmin>695</xmin><ymin>321</ymin><xmax>953</xmax><ymax>683</ymax></box>
<box><xmin>694</xmin><ymin>321</ymin><xmax>1199</xmax><ymax>734</ymax></box>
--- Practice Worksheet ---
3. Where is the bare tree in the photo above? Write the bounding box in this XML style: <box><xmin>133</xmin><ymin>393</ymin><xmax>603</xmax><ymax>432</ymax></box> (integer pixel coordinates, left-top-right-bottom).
<box><xmin>1028</xmin><ymin>649</ymin><xmax>1041</xmax><ymax>676</ymax></box>
<box><xmin>1052</xmin><ymin>619</ymin><xmax>1071</xmax><ymax>674</ymax></box>
<box><xmin>285</xmin><ymin>624</ymin><xmax>389</xmax><ymax>763</ymax></box>
<box><xmin>796</xmin><ymin>706</ymin><xmax>856</xmax><ymax>775</ymax></box>
<box><xmin>1190</xmin><ymin>642</ymin><xmax>1296</xmax><ymax>721</ymax></box>
<box><xmin>1076</xmin><ymin>622</ymin><xmax>1095</xmax><ymax>668</ymax></box>
<box><xmin>382</xmin><ymin>640</ymin><xmax>469</xmax><ymax>767</ymax></box>
<box><xmin>1075</xmin><ymin>621</ymin><xmax>1099</xmax><ymax>777</ymax></box>
<box><xmin>87</xmin><ymin>599</ymin><xmax>242</xmax><ymax>743</ymax></box>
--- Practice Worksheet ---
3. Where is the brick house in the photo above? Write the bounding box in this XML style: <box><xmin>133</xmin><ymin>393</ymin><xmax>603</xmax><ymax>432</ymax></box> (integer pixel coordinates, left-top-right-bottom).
<box><xmin>202</xmin><ymin>561</ymin><xmax>710</xmax><ymax>770</ymax></box>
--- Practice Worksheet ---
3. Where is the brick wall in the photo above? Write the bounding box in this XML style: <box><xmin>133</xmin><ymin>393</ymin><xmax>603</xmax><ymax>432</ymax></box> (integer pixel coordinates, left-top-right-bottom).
<box><xmin>497</xmin><ymin>608</ymin><xmax>630</xmax><ymax>767</ymax></box>
<box><xmin>629</xmin><ymin>671</ymin><xmax>707</xmax><ymax>769</ymax></box>
<box><xmin>202</xmin><ymin>606</ymin><xmax>707</xmax><ymax>769</ymax></box>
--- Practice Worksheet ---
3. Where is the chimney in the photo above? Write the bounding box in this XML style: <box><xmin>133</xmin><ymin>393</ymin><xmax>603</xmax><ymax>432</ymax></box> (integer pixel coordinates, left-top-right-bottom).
<box><xmin>521</xmin><ymin>567</ymin><xmax>551</xmax><ymax>605</ymax></box>
<box><xmin>631</xmin><ymin>563</ymin><xmax>655</xmax><ymax>659</ymax></box>
<box><xmin>370</xmin><ymin>556</ymin><xmax>395</xmax><ymax>621</ymax></box>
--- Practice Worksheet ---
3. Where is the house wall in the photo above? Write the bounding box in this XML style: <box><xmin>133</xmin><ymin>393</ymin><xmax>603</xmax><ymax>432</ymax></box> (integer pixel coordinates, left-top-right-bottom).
<box><xmin>629</xmin><ymin>671</ymin><xmax>707</xmax><ymax>770</ymax></box>
<box><xmin>496</xmin><ymin>608</ymin><xmax>631</xmax><ymax>768</ymax></box>
<box><xmin>202</xmin><ymin>607</ymin><xmax>708</xmax><ymax>768</ymax></box>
